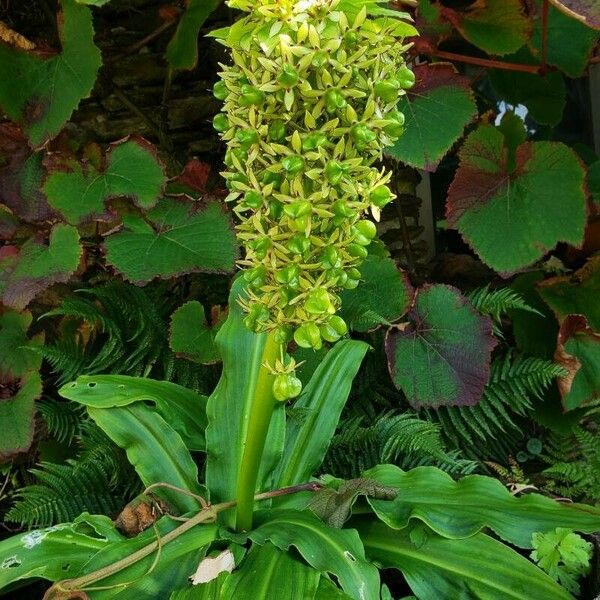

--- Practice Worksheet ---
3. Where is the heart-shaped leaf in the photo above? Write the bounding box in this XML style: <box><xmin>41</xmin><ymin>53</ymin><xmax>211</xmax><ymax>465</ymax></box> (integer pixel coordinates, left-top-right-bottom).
<box><xmin>339</xmin><ymin>253</ymin><xmax>413</xmax><ymax>332</ymax></box>
<box><xmin>555</xmin><ymin>315</ymin><xmax>600</xmax><ymax>411</ymax></box>
<box><xmin>0</xmin><ymin>0</ymin><xmax>101</xmax><ymax>146</ymax></box>
<box><xmin>538</xmin><ymin>256</ymin><xmax>600</xmax><ymax>331</ymax></box>
<box><xmin>169</xmin><ymin>301</ymin><xmax>221</xmax><ymax>365</ymax></box>
<box><xmin>0</xmin><ymin>224</ymin><xmax>82</xmax><ymax>309</ymax></box>
<box><xmin>446</xmin><ymin>125</ymin><xmax>587</xmax><ymax>275</ymax></box>
<box><xmin>442</xmin><ymin>0</ymin><xmax>531</xmax><ymax>56</ymax></box>
<box><xmin>385</xmin><ymin>63</ymin><xmax>477</xmax><ymax>171</ymax></box>
<box><xmin>548</xmin><ymin>0</ymin><xmax>600</xmax><ymax>30</ymax></box>
<box><xmin>104</xmin><ymin>197</ymin><xmax>237</xmax><ymax>284</ymax></box>
<box><xmin>43</xmin><ymin>137</ymin><xmax>166</xmax><ymax>224</ymax></box>
<box><xmin>385</xmin><ymin>284</ymin><xmax>496</xmax><ymax>408</ymax></box>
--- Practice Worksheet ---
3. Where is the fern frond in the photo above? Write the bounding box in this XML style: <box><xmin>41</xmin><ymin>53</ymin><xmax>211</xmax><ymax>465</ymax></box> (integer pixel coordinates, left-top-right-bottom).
<box><xmin>425</xmin><ymin>354</ymin><xmax>566</xmax><ymax>461</ymax></box>
<box><xmin>468</xmin><ymin>285</ymin><xmax>539</xmax><ymax>323</ymax></box>
<box><xmin>6</xmin><ymin>461</ymin><xmax>124</xmax><ymax>527</ymax></box>
<box><xmin>37</xmin><ymin>398</ymin><xmax>85</xmax><ymax>445</ymax></box>
<box><xmin>322</xmin><ymin>412</ymin><xmax>475</xmax><ymax>478</ymax></box>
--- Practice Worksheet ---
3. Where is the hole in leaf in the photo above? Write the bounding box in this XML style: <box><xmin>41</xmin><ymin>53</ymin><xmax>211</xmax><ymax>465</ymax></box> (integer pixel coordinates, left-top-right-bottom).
<box><xmin>87</xmin><ymin>382</ymin><xmax>97</xmax><ymax>388</ymax></box>
<box><xmin>343</xmin><ymin>551</ymin><xmax>356</xmax><ymax>562</ymax></box>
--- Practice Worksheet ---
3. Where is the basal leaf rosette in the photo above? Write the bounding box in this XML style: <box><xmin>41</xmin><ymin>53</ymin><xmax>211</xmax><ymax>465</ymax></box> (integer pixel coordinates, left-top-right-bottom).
<box><xmin>213</xmin><ymin>0</ymin><xmax>415</xmax><ymax>350</ymax></box>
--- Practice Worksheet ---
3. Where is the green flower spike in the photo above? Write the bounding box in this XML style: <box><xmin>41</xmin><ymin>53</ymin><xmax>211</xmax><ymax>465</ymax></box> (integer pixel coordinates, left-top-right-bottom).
<box><xmin>215</xmin><ymin>0</ymin><xmax>413</xmax><ymax>351</ymax></box>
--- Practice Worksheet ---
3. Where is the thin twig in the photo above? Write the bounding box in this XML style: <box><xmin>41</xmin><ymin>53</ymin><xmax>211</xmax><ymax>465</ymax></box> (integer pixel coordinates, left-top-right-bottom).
<box><xmin>143</xmin><ymin>482</ymin><xmax>208</xmax><ymax>508</ymax></box>
<box><xmin>121</xmin><ymin>18</ymin><xmax>177</xmax><ymax>58</ymax></box>
<box><xmin>54</xmin><ymin>481</ymin><xmax>322</xmax><ymax>594</ymax></box>
<box><xmin>432</xmin><ymin>50</ymin><xmax>541</xmax><ymax>74</ymax></box>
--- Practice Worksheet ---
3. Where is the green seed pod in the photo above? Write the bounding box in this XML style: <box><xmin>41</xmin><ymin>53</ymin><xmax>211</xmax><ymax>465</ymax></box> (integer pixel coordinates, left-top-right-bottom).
<box><xmin>212</xmin><ymin>113</ymin><xmax>229</xmax><ymax>132</ymax></box>
<box><xmin>273</xmin><ymin>373</ymin><xmax>303</xmax><ymax>402</ymax></box>
<box><xmin>213</xmin><ymin>80</ymin><xmax>229</xmax><ymax>100</ymax></box>
<box><xmin>397</xmin><ymin>64</ymin><xmax>416</xmax><ymax>89</ymax></box>
<box><xmin>216</xmin><ymin>0</ymin><xmax>411</xmax><ymax>338</ymax></box>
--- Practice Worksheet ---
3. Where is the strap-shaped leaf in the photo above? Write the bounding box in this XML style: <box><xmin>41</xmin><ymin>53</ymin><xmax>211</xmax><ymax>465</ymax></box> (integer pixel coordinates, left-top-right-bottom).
<box><xmin>385</xmin><ymin>63</ymin><xmax>477</xmax><ymax>171</ymax></box>
<box><xmin>104</xmin><ymin>197</ymin><xmax>237</xmax><ymax>284</ymax></box>
<box><xmin>205</xmin><ymin>278</ymin><xmax>285</xmax><ymax>525</ymax></box>
<box><xmin>273</xmin><ymin>340</ymin><xmax>369</xmax><ymax>488</ymax></box>
<box><xmin>0</xmin><ymin>0</ymin><xmax>101</xmax><ymax>146</ymax></box>
<box><xmin>87</xmin><ymin>403</ymin><xmax>204</xmax><ymax>513</ymax></box>
<box><xmin>43</xmin><ymin>137</ymin><xmax>166</xmax><ymax>225</ymax></box>
<box><xmin>446</xmin><ymin>125</ymin><xmax>586</xmax><ymax>275</ymax></box>
<box><xmin>358</xmin><ymin>519</ymin><xmax>571</xmax><ymax>600</ymax></box>
<box><xmin>59</xmin><ymin>374</ymin><xmax>207</xmax><ymax>451</ymax></box>
<box><xmin>385</xmin><ymin>284</ymin><xmax>496</xmax><ymax>408</ymax></box>
<box><xmin>221</xmin><ymin>543</ymin><xmax>321</xmax><ymax>599</ymax></box>
<box><xmin>0</xmin><ymin>224</ymin><xmax>82</xmax><ymax>310</ymax></box>
<box><xmin>363</xmin><ymin>464</ymin><xmax>600</xmax><ymax>549</ymax></box>
<box><xmin>250</xmin><ymin>509</ymin><xmax>380</xmax><ymax>600</ymax></box>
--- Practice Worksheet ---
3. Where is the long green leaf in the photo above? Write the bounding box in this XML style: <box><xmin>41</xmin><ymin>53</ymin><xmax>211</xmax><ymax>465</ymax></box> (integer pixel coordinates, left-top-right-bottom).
<box><xmin>88</xmin><ymin>404</ymin><xmax>204</xmax><ymax>513</ymax></box>
<box><xmin>0</xmin><ymin>515</ymin><xmax>114</xmax><ymax>590</ymax></box>
<box><xmin>273</xmin><ymin>340</ymin><xmax>369</xmax><ymax>489</ymax></box>
<box><xmin>221</xmin><ymin>542</ymin><xmax>321</xmax><ymax>599</ymax></box>
<box><xmin>60</xmin><ymin>375</ymin><xmax>207</xmax><ymax>451</ymax></box>
<box><xmin>205</xmin><ymin>279</ymin><xmax>285</xmax><ymax>525</ymax></box>
<box><xmin>364</xmin><ymin>465</ymin><xmax>600</xmax><ymax>548</ymax></box>
<box><xmin>75</xmin><ymin>517</ymin><xmax>218</xmax><ymax>600</ymax></box>
<box><xmin>250</xmin><ymin>509</ymin><xmax>380</xmax><ymax>600</ymax></box>
<box><xmin>358</xmin><ymin>519</ymin><xmax>571</xmax><ymax>600</ymax></box>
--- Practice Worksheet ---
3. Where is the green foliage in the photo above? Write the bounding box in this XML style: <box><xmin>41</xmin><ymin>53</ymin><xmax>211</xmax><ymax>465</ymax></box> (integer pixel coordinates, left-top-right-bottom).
<box><xmin>531</xmin><ymin>528</ymin><xmax>592</xmax><ymax>596</ymax></box>
<box><xmin>104</xmin><ymin>198</ymin><xmax>238</xmax><ymax>284</ymax></box>
<box><xmin>385</xmin><ymin>63</ymin><xmax>477</xmax><ymax>171</ymax></box>
<box><xmin>338</xmin><ymin>253</ymin><xmax>413</xmax><ymax>332</ymax></box>
<box><xmin>446</xmin><ymin>125</ymin><xmax>587</xmax><ymax>275</ymax></box>
<box><xmin>426</xmin><ymin>353</ymin><xmax>567</xmax><ymax>460</ymax></box>
<box><xmin>542</xmin><ymin>425</ymin><xmax>600</xmax><ymax>502</ymax></box>
<box><xmin>0</xmin><ymin>224</ymin><xmax>82</xmax><ymax>310</ymax></box>
<box><xmin>322</xmin><ymin>412</ymin><xmax>476</xmax><ymax>479</ymax></box>
<box><xmin>169</xmin><ymin>301</ymin><xmax>221</xmax><ymax>364</ymax></box>
<box><xmin>7</xmin><ymin>421</ymin><xmax>137</xmax><ymax>527</ymax></box>
<box><xmin>43</xmin><ymin>138</ymin><xmax>167</xmax><ymax>224</ymax></box>
<box><xmin>385</xmin><ymin>284</ymin><xmax>497</xmax><ymax>408</ymax></box>
<box><xmin>166</xmin><ymin>0</ymin><xmax>222</xmax><ymax>70</ymax></box>
<box><xmin>37</xmin><ymin>397</ymin><xmax>84</xmax><ymax>445</ymax></box>
<box><xmin>0</xmin><ymin>0</ymin><xmax>101</xmax><ymax>146</ymax></box>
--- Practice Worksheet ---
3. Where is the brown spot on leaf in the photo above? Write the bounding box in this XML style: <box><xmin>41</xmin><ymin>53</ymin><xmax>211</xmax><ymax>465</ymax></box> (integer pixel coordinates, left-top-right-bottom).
<box><xmin>114</xmin><ymin>494</ymin><xmax>170</xmax><ymax>537</ymax></box>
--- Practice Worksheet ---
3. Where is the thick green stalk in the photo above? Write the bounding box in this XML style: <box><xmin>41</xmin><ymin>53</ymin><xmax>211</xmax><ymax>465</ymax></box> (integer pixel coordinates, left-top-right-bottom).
<box><xmin>235</xmin><ymin>331</ymin><xmax>281</xmax><ymax>531</ymax></box>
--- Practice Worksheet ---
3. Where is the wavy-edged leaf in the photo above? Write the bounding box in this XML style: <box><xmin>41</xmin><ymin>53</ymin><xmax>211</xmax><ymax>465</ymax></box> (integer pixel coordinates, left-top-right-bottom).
<box><xmin>43</xmin><ymin>137</ymin><xmax>166</xmax><ymax>225</ymax></box>
<box><xmin>0</xmin><ymin>370</ymin><xmax>42</xmax><ymax>461</ymax></box>
<box><xmin>446</xmin><ymin>125</ymin><xmax>587</xmax><ymax>275</ymax></box>
<box><xmin>169</xmin><ymin>301</ymin><xmax>221</xmax><ymax>365</ymax></box>
<box><xmin>0</xmin><ymin>515</ymin><xmax>115</xmax><ymax>590</ymax></box>
<box><xmin>0</xmin><ymin>224</ymin><xmax>82</xmax><ymax>310</ymax></box>
<box><xmin>166</xmin><ymin>0</ymin><xmax>222</xmax><ymax>70</ymax></box>
<box><xmin>385</xmin><ymin>63</ymin><xmax>477</xmax><ymax>171</ymax></box>
<box><xmin>0</xmin><ymin>0</ymin><xmax>101</xmax><ymax>146</ymax></box>
<box><xmin>250</xmin><ymin>509</ymin><xmax>380</xmax><ymax>600</ymax></box>
<box><xmin>104</xmin><ymin>197</ymin><xmax>237</xmax><ymax>284</ymax></box>
<box><xmin>530</xmin><ymin>0</ymin><xmax>599</xmax><ymax>77</ymax></box>
<box><xmin>0</xmin><ymin>309</ymin><xmax>43</xmax><ymax>378</ymax></box>
<box><xmin>385</xmin><ymin>284</ymin><xmax>496</xmax><ymax>408</ymax></box>
<box><xmin>358</xmin><ymin>519</ymin><xmax>571</xmax><ymax>600</ymax></box>
<box><xmin>364</xmin><ymin>464</ymin><xmax>600</xmax><ymax>548</ymax></box>
<box><xmin>59</xmin><ymin>374</ymin><xmax>207</xmax><ymax>451</ymax></box>
<box><xmin>538</xmin><ymin>256</ymin><xmax>600</xmax><ymax>332</ymax></box>
<box><xmin>221</xmin><ymin>542</ymin><xmax>321</xmax><ymax>599</ymax></box>
<box><xmin>71</xmin><ymin>516</ymin><xmax>218</xmax><ymax>600</ymax></box>
<box><xmin>205</xmin><ymin>278</ymin><xmax>285</xmax><ymax>526</ymax></box>
<box><xmin>273</xmin><ymin>340</ymin><xmax>369</xmax><ymax>488</ymax></box>
<box><xmin>555</xmin><ymin>315</ymin><xmax>600</xmax><ymax>411</ymax></box>
<box><xmin>548</xmin><ymin>0</ymin><xmax>600</xmax><ymax>30</ymax></box>
<box><xmin>339</xmin><ymin>254</ymin><xmax>413</xmax><ymax>332</ymax></box>
<box><xmin>0</xmin><ymin>123</ymin><xmax>56</xmax><ymax>224</ymax></box>
<box><xmin>87</xmin><ymin>403</ymin><xmax>204</xmax><ymax>513</ymax></box>
<box><xmin>442</xmin><ymin>0</ymin><xmax>530</xmax><ymax>55</ymax></box>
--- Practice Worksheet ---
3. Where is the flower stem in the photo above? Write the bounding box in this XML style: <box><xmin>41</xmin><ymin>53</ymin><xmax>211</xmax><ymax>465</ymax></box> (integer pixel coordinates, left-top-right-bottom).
<box><xmin>235</xmin><ymin>331</ymin><xmax>281</xmax><ymax>532</ymax></box>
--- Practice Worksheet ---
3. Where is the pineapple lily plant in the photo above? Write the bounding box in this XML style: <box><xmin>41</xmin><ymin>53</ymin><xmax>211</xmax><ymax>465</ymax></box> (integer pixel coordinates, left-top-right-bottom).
<box><xmin>0</xmin><ymin>2</ymin><xmax>599</xmax><ymax>599</ymax></box>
